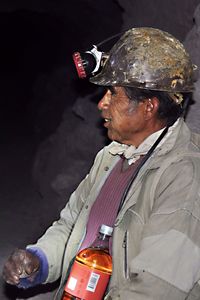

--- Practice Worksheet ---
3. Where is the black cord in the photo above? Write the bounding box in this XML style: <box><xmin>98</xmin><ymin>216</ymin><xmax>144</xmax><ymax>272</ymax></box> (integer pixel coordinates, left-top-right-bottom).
<box><xmin>96</xmin><ymin>31</ymin><xmax>126</xmax><ymax>48</ymax></box>
<box><xmin>117</xmin><ymin>126</ymin><xmax>169</xmax><ymax>213</ymax></box>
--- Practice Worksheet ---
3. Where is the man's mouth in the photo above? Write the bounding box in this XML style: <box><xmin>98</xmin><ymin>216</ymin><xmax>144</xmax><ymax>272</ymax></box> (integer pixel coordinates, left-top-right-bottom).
<box><xmin>103</xmin><ymin>117</ymin><xmax>112</xmax><ymax>128</ymax></box>
<box><xmin>104</xmin><ymin>118</ymin><xmax>112</xmax><ymax>122</ymax></box>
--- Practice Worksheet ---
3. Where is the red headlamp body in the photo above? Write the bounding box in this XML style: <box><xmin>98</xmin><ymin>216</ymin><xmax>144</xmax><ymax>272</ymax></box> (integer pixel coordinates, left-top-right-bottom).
<box><xmin>72</xmin><ymin>45</ymin><xmax>105</xmax><ymax>79</ymax></box>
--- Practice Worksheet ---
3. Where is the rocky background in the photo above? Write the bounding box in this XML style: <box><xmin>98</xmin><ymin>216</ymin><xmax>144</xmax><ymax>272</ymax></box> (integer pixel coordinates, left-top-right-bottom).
<box><xmin>0</xmin><ymin>0</ymin><xmax>200</xmax><ymax>299</ymax></box>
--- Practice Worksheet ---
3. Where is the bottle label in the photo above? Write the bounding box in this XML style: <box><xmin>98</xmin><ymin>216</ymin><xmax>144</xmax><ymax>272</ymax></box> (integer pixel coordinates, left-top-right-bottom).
<box><xmin>64</xmin><ymin>261</ymin><xmax>110</xmax><ymax>300</ymax></box>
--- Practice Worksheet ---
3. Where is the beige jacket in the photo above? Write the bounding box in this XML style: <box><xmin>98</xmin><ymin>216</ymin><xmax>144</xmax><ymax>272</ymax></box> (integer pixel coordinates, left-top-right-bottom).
<box><xmin>31</xmin><ymin>119</ymin><xmax>200</xmax><ymax>299</ymax></box>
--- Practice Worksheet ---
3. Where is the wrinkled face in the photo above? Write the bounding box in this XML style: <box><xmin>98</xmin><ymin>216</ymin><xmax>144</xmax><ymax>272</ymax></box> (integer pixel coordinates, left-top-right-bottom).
<box><xmin>98</xmin><ymin>87</ymin><xmax>148</xmax><ymax>146</ymax></box>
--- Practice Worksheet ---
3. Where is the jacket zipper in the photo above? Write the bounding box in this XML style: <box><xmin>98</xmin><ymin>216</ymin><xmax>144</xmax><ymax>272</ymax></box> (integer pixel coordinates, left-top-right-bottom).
<box><xmin>122</xmin><ymin>230</ymin><xmax>128</xmax><ymax>279</ymax></box>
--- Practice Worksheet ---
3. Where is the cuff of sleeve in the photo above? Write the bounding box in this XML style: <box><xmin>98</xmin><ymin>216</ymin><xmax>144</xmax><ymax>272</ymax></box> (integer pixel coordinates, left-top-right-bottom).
<box><xmin>17</xmin><ymin>247</ymin><xmax>49</xmax><ymax>289</ymax></box>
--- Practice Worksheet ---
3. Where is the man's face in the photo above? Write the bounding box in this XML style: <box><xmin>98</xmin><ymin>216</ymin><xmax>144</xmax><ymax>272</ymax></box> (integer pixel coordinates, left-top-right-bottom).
<box><xmin>98</xmin><ymin>87</ymin><xmax>148</xmax><ymax>146</ymax></box>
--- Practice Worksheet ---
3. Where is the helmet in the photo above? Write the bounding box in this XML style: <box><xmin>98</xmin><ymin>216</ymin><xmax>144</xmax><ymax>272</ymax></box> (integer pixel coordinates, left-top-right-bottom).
<box><xmin>90</xmin><ymin>27</ymin><xmax>196</xmax><ymax>92</ymax></box>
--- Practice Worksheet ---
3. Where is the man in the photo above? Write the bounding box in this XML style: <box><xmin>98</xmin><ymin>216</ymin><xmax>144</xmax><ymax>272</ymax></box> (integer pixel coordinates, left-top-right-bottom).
<box><xmin>3</xmin><ymin>27</ymin><xmax>200</xmax><ymax>299</ymax></box>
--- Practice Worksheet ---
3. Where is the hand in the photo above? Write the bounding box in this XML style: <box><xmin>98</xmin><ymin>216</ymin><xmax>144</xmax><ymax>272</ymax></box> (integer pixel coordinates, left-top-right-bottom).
<box><xmin>2</xmin><ymin>249</ymin><xmax>40</xmax><ymax>285</ymax></box>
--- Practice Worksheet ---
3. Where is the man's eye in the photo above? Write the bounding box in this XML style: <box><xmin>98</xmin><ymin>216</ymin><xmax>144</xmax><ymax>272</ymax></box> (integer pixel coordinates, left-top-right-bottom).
<box><xmin>108</xmin><ymin>87</ymin><xmax>116</xmax><ymax>95</ymax></box>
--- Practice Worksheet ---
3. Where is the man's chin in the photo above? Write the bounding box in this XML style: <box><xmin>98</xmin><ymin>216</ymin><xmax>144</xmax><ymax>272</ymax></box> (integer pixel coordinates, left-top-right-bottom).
<box><xmin>107</xmin><ymin>134</ymin><xmax>121</xmax><ymax>144</ymax></box>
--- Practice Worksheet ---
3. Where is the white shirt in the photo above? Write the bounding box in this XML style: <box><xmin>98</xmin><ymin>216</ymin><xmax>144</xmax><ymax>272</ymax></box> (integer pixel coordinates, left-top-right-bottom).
<box><xmin>109</xmin><ymin>118</ymin><xmax>180</xmax><ymax>165</ymax></box>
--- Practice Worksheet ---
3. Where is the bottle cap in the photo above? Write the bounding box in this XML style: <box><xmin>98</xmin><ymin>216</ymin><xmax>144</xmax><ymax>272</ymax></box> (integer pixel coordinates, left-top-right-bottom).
<box><xmin>99</xmin><ymin>224</ymin><xmax>113</xmax><ymax>236</ymax></box>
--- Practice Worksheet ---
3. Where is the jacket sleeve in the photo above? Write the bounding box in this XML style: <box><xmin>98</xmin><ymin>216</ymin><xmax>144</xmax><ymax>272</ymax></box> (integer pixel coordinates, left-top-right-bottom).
<box><xmin>107</xmin><ymin>157</ymin><xmax>200</xmax><ymax>300</ymax></box>
<box><xmin>27</xmin><ymin>147</ymin><xmax>105</xmax><ymax>283</ymax></box>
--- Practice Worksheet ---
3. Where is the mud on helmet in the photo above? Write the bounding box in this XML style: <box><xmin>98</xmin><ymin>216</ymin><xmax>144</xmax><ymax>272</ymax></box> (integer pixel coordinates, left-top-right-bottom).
<box><xmin>89</xmin><ymin>27</ymin><xmax>196</xmax><ymax>94</ymax></box>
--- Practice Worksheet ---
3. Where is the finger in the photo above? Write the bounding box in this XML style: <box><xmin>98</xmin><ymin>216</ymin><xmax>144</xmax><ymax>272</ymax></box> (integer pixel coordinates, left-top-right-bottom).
<box><xmin>3</xmin><ymin>251</ymin><xmax>25</xmax><ymax>283</ymax></box>
<box><xmin>3</xmin><ymin>268</ymin><xmax>20</xmax><ymax>285</ymax></box>
<box><xmin>24</xmin><ymin>252</ymin><xmax>40</xmax><ymax>275</ymax></box>
<box><xmin>12</xmin><ymin>249</ymin><xmax>25</xmax><ymax>263</ymax></box>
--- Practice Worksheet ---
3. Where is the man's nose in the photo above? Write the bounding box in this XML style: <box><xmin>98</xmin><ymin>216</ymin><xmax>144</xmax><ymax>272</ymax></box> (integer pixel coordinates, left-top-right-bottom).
<box><xmin>97</xmin><ymin>90</ymin><xmax>111</xmax><ymax>110</ymax></box>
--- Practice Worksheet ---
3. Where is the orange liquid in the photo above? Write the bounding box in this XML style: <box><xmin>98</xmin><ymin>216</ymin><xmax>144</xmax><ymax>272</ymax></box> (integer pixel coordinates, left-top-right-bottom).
<box><xmin>62</xmin><ymin>292</ymin><xmax>83</xmax><ymax>300</ymax></box>
<box><xmin>62</xmin><ymin>292</ymin><xmax>82</xmax><ymax>300</ymax></box>
<box><xmin>76</xmin><ymin>247</ymin><xmax>112</xmax><ymax>274</ymax></box>
<box><xmin>61</xmin><ymin>247</ymin><xmax>112</xmax><ymax>300</ymax></box>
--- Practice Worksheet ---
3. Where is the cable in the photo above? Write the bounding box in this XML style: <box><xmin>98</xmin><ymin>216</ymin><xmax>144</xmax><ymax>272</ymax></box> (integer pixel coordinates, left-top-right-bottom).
<box><xmin>96</xmin><ymin>31</ymin><xmax>126</xmax><ymax>47</ymax></box>
<box><xmin>117</xmin><ymin>126</ymin><xmax>169</xmax><ymax>213</ymax></box>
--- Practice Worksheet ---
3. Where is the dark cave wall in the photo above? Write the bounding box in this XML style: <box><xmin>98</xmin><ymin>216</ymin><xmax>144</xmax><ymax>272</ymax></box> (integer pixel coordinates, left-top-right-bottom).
<box><xmin>184</xmin><ymin>4</ymin><xmax>200</xmax><ymax>133</ymax></box>
<box><xmin>0</xmin><ymin>1</ymin><xmax>122</xmax><ymax>137</ymax></box>
<box><xmin>117</xmin><ymin>0</ymin><xmax>200</xmax><ymax>41</ymax></box>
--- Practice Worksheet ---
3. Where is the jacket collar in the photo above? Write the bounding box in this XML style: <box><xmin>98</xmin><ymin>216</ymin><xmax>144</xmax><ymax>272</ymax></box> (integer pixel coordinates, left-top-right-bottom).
<box><xmin>113</xmin><ymin>119</ymin><xmax>192</xmax><ymax>225</ymax></box>
<box><xmin>108</xmin><ymin>118</ymin><xmax>190</xmax><ymax>167</ymax></box>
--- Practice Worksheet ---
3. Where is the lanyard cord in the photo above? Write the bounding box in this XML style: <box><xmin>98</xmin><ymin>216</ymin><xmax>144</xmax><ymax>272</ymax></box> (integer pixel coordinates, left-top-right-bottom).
<box><xmin>117</xmin><ymin>126</ymin><xmax>169</xmax><ymax>214</ymax></box>
<box><xmin>96</xmin><ymin>31</ymin><xmax>126</xmax><ymax>47</ymax></box>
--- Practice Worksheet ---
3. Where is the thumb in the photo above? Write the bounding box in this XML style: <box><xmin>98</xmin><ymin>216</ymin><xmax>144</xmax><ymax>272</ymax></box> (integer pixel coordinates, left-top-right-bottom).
<box><xmin>23</xmin><ymin>251</ymin><xmax>40</xmax><ymax>275</ymax></box>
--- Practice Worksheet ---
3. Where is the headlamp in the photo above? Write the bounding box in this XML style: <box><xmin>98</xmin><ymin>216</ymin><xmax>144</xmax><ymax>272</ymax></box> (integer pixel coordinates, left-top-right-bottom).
<box><xmin>72</xmin><ymin>45</ymin><xmax>105</xmax><ymax>79</ymax></box>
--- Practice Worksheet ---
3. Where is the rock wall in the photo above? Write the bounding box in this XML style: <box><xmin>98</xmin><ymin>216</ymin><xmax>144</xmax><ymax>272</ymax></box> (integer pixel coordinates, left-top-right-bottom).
<box><xmin>117</xmin><ymin>0</ymin><xmax>200</xmax><ymax>41</ymax></box>
<box><xmin>184</xmin><ymin>3</ymin><xmax>200</xmax><ymax>132</ymax></box>
<box><xmin>32</xmin><ymin>87</ymin><xmax>107</xmax><ymax>204</ymax></box>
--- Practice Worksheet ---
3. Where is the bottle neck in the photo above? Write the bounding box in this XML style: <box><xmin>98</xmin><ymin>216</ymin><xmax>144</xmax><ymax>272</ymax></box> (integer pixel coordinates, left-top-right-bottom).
<box><xmin>90</xmin><ymin>233</ymin><xmax>110</xmax><ymax>250</ymax></box>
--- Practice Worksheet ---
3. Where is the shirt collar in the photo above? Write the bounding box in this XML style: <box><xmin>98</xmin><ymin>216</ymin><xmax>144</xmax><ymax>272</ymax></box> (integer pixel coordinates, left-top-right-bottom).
<box><xmin>109</xmin><ymin>118</ymin><xmax>180</xmax><ymax>165</ymax></box>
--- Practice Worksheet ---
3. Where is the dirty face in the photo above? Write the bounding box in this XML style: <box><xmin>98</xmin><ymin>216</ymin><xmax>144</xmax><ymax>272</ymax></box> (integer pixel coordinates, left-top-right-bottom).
<box><xmin>97</xmin><ymin>87</ymin><xmax>149</xmax><ymax>146</ymax></box>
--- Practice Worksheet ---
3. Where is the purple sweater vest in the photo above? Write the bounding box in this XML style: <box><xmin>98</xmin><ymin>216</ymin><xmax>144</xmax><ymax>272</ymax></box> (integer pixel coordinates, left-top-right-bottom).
<box><xmin>19</xmin><ymin>156</ymin><xmax>144</xmax><ymax>288</ymax></box>
<box><xmin>80</xmin><ymin>156</ymin><xmax>142</xmax><ymax>251</ymax></box>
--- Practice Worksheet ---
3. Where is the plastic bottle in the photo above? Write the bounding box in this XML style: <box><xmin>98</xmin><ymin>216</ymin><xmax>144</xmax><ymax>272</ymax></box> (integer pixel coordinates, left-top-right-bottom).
<box><xmin>61</xmin><ymin>224</ymin><xmax>113</xmax><ymax>300</ymax></box>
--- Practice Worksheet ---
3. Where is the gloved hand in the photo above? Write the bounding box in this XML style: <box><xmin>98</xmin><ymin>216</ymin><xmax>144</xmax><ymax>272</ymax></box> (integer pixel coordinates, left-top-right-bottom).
<box><xmin>2</xmin><ymin>249</ymin><xmax>40</xmax><ymax>285</ymax></box>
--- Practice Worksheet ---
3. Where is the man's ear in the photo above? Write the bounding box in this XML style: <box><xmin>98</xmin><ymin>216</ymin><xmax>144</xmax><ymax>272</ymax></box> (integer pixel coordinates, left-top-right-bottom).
<box><xmin>144</xmin><ymin>97</ymin><xmax>159</xmax><ymax>119</ymax></box>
